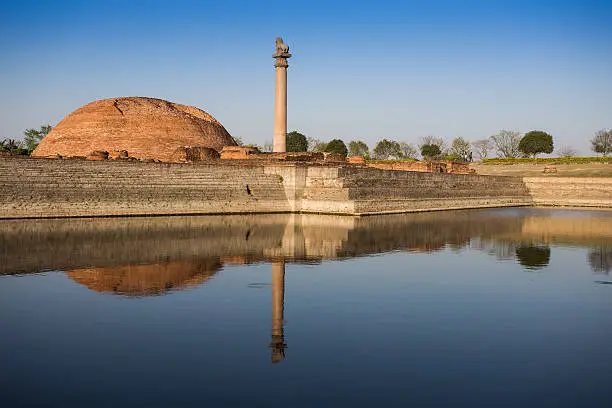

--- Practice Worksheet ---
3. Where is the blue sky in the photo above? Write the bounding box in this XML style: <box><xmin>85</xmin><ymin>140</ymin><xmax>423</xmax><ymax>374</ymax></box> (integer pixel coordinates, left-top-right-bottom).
<box><xmin>1</xmin><ymin>0</ymin><xmax>611</xmax><ymax>154</ymax></box>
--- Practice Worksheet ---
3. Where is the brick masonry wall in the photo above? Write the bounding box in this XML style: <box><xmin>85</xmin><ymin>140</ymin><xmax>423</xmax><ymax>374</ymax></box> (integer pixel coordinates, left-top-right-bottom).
<box><xmin>0</xmin><ymin>156</ymin><xmax>577</xmax><ymax>219</ymax></box>
<box><xmin>0</xmin><ymin>157</ymin><xmax>290</xmax><ymax>218</ymax></box>
<box><xmin>301</xmin><ymin>166</ymin><xmax>534</xmax><ymax>214</ymax></box>
<box><xmin>523</xmin><ymin>177</ymin><xmax>612</xmax><ymax>207</ymax></box>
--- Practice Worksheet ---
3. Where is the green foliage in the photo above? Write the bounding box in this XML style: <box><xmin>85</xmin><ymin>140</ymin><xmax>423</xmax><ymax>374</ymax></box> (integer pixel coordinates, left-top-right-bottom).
<box><xmin>450</xmin><ymin>137</ymin><xmax>472</xmax><ymax>162</ymax></box>
<box><xmin>286</xmin><ymin>131</ymin><xmax>308</xmax><ymax>152</ymax></box>
<box><xmin>444</xmin><ymin>154</ymin><xmax>461</xmax><ymax>161</ymax></box>
<box><xmin>420</xmin><ymin>143</ymin><xmax>442</xmax><ymax>159</ymax></box>
<box><xmin>591</xmin><ymin>129</ymin><xmax>612</xmax><ymax>156</ymax></box>
<box><xmin>366</xmin><ymin>158</ymin><xmax>417</xmax><ymax>164</ymax></box>
<box><xmin>482</xmin><ymin>156</ymin><xmax>609</xmax><ymax>164</ymax></box>
<box><xmin>373</xmin><ymin>139</ymin><xmax>402</xmax><ymax>159</ymax></box>
<box><xmin>324</xmin><ymin>139</ymin><xmax>348</xmax><ymax>156</ymax></box>
<box><xmin>518</xmin><ymin>130</ymin><xmax>553</xmax><ymax>159</ymax></box>
<box><xmin>232</xmin><ymin>136</ymin><xmax>244</xmax><ymax>146</ymax></box>
<box><xmin>515</xmin><ymin>245</ymin><xmax>551</xmax><ymax>270</ymax></box>
<box><xmin>23</xmin><ymin>125</ymin><xmax>52</xmax><ymax>154</ymax></box>
<box><xmin>348</xmin><ymin>140</ymin><xmax>369</xmax><ymax>158</ymax></box>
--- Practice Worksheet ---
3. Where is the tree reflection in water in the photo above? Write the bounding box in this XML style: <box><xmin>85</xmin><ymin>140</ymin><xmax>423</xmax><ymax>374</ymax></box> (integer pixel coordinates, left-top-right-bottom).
<box><xmin>515</xmin><ymin>245</ymin><xmax>551</xmax><ymax>271</ymax></box>
<box><xmin>588</xmin><ymin>246</ymin><xmax>612</xmax><ymax>274</ymax></box>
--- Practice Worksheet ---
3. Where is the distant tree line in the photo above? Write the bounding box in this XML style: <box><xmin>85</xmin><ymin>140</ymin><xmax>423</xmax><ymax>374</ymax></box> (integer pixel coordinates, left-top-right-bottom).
<box><xmin>265</xmin><ymin>127</ymin><xmax>612</xmax><ymax>162</ymax></box>
<box><xmin>6</xmin><ymin>124</ymin><xmax>610</xmax><ymax>162</ymax></box>
<box><xmin>1</xmin><ymin>125</ymin><xmax>52</xmax><ymax>155</ymax></box>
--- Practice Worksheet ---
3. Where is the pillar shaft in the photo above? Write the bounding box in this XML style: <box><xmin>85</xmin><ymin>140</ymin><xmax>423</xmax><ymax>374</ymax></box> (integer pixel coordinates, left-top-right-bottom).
<box><xmin>273</xmin><ymin>67</ymin><xmax>287</xmax><ymax>153</ymax></box>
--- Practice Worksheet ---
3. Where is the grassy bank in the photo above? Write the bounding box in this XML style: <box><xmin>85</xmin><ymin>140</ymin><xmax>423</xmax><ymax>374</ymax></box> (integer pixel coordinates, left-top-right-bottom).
<box><xmin>471</xmin><ymin>160</ymin><xmax>612</xmax><ymax>177</ymax></box>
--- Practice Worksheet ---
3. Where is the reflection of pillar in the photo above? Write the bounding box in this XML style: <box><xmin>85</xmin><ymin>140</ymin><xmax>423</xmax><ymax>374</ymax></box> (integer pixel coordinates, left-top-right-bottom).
<box><xmin>269</xmin><ymin>262</ymin><xmax>287</xmax><ymax>363</ymax></box>
<box><xmin>273</xmin><ymin>37</ymin><xmax>291</xmax><ymax>153</ymax></box>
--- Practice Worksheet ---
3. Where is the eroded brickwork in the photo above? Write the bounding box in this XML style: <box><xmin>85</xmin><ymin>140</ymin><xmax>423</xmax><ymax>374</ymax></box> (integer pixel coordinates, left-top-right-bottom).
<box><xmin>0</xmin><ymin>156</ymin><xmax>538</xmax><ymax>219</ymax></box>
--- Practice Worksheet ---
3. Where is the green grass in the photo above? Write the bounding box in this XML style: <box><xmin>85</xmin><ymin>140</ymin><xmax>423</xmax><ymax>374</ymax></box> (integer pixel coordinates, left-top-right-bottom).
<box><xmin>365</xmin><ymin>158</ymin><xmax>418</xmax><ymax>163</ymax></box>
<box><xmin>482</xmin><ymin>156</ymin><xmax>610</xmax><ymax>165</ymax></box>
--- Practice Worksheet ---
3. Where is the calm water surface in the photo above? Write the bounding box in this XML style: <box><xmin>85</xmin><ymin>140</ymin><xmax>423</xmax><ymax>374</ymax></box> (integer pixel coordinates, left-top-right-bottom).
<box><xmin>1</xmin><ymin>208</ymin><xmax>611</xmax><ymax>407</ymax></box>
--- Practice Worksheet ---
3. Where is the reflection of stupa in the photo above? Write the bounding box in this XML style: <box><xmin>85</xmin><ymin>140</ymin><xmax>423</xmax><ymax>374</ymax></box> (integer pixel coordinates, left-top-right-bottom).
<box><xmin>66</xmin><ymin>259</ymin><xmax>222</xmax><ymax>296</ymax></box>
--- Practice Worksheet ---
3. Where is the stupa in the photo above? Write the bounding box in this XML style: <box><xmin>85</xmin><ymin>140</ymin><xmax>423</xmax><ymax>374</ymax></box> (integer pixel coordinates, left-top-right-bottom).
<box><xmin>32</xmin><ymin>96</ymin><xmax>236</xmax><ymax>161</ymax></box>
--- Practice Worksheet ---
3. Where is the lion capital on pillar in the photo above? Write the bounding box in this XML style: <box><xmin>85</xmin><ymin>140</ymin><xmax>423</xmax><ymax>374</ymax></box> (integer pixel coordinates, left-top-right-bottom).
<box><xmin>273</xmin><ymin>37</ymin><xmax>292</xmax><ymax>67</ymax></box>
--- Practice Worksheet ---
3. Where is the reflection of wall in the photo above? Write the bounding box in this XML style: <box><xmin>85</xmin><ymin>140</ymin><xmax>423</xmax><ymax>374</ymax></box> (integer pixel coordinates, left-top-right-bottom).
<box><xmin>0</xmin><ymin>215</ymin><xmax>290</xmax><ymax>275</ymax></box>
<box><xmin>1</xmin><ymin>211</ymin><xmax>524</xmax><ymax>275</ymax></box>
<box><xmin>521</xmin><ymin>215</ymin><xmax>612</xmax><ymax>241</ymax></box>
<box><xmin>2</xmin><ymin>210</ymin><xmax>612</xmax><ymax>278</ymax></box>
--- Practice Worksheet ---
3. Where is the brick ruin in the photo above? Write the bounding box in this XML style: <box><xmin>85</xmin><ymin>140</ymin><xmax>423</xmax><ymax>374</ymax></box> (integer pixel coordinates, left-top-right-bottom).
<box><xmin>26</xmin><ymin>96</ymin><xmax>473</xmax><ymax>174</ymax></box>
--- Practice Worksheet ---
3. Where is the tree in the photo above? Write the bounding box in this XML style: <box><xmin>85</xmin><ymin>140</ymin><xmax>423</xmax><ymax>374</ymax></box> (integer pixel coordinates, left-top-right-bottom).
<box><xmin>307</xmin><ymin>137</ymin><xmax>326</xmax><ymax>152</ymax></box>
<box><xmin>588</xmin><ymin>246</ymin><xmax>612</xmax><ymax>274</ymax></box>
<box><xmin>232</xmin><ymin>136</ymin><xmax>244</xmax><ymax>146</ymax></box>
<box><xmin>398</xmin><ymin>142</ymin><xmax>417</xmax><ymax>159</ymax></box>
<box><xmin>286</xmin><ymin>131</ymin><xmax>308</xmax><ymax>152</ymax></box>
<box><xmin>472</xmin><ymin>139</ymin><xmax>492</xmax><ymax>161</ymax></box>
<box><xmin>324</xmin><ymin>139</ymin><xmax>348</xmax><ymax>156</ymax></box>
<box><xmin>591</xmin><ymin>129</ymin><xmax>612</xmax><ymax>157</ymax></box>
<box><xmin>557</xmin><ymin>145</ymin><xmax>576</xmax><ymax>158</ymax></box>
<box><xmin>419</xmin><ymin>136</ymin><xmax>447</xmax><ymax>155</ymax></box>
<box><xmin>262</xmin><ymin>141</ymin><xmax>273</xmax><ymax>152</ymax></box>
<box><xmin>518</xmin><ymin>130</ymin><xmax>554</xmax><ymax>159</ymax></box>
<box><xmin>23</xmin><ymin>125</ymin><xmax>52</xmax><ymax>154</ymax></box>
<box><xmin>372</xmin><ymin>139</ymin><xmax>402</xmax><ymax>159</ymax></box>
<box><xmin>490</xmin><ymin>130</ymin><xmax>521</xmax><ymax>158</ymax></box>
<box><xmin>420</xmin><ymin>143</ymin><xmax>442</xmax><ymax>160</ymax></box>
<box><xmin>450</xmin><ymin>137</ymin><xmax>472</xmax><ymax>162</ymax></box>
<box><xmin>1</xmin><ymin>138</ymin><xmax>27</xmax><ymax>155</ymax></box>
<box><xmin>348</xmin><ymin>140</ymin><xmax>369</xmax><ymax>157</ymax></box>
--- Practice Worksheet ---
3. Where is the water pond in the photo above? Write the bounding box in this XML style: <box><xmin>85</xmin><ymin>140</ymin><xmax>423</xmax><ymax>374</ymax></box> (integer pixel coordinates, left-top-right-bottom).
<box><xmin>1</xmin><ymin>208</ymin><xmax>611</xmax><ymax>407</ymax></box>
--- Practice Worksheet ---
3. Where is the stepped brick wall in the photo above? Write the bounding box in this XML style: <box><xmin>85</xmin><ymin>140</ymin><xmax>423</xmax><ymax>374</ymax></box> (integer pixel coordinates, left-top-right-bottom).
<box><xmin>0</xmin><ymin>157</ymin><xmax>290</xmax><ymax>218</ymax></box>
<box><xmin>0</xmin><ymin>156</ymin><xmax>555</xmax><ymax>219</ymax></box>
<box><xmin>299</xmin><ymin>166</ymin><xmax>532</xmax><ymax>215</ymax></box>
<box><xmin>523</xmin><ymin>177</ymin><xmax>612</xmax><ymax>207</ymax></box>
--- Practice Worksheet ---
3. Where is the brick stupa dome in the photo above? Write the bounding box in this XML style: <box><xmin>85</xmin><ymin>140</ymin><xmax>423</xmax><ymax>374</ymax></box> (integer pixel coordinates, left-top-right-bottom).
<box><xmin>32</xmin><ymin>96</ymin><xmax>237</xmax><ymax>161</ymax></box>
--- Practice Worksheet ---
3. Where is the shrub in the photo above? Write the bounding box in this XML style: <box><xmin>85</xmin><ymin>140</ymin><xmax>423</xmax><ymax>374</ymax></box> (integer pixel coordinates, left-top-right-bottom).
<box><xmin>324</xmin><ymin>139</ymin><xmax>348</xmax><ymax>157</ymax></box>
<box><xmin>286</xmin><ymin>131</ymin><xmax>308</xmax><ymax>152</ymax></box>
<box><xmin>420</xmin><ymin>143</ymin><xmax>441</xmax><ymax>160</ymax></box>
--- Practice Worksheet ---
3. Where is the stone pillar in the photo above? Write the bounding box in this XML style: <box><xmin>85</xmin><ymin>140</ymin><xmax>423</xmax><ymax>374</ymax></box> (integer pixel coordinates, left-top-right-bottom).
<box><xmin>273</xmin><ymin>37</ymin><xmax>292</xmax><ymax>153</ymax></box>
<box><xmin>269</xmin><ymin>261</ymin><xmax>287</xmax><ymax>363</ymax></box>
